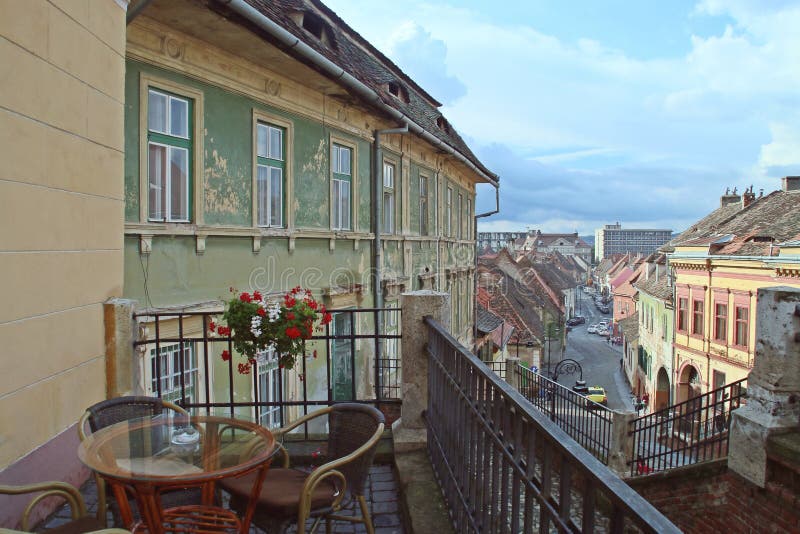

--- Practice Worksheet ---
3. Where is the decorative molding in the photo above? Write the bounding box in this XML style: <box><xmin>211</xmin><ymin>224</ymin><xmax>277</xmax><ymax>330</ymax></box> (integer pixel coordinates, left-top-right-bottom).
<box><xmin>252</xmin><ymin>236</ymin><xmax>261</xmax><ymax>253</ymax></box>
<box><xmin>140</xmin><ymin>235</ymin><xmax>153</xmax><ymax>255</ymax></box>
<box><xmin>195</xmin><ymin>234</ymin><xmax>206</xmax><ymax>254</ymax></box>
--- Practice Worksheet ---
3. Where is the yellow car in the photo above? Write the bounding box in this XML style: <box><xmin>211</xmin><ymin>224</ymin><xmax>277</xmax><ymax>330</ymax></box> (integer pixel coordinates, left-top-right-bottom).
<box><xmin>585</xmin><ymin>386</ymin><xmax>608</xmax><ymax>408</ymax></box>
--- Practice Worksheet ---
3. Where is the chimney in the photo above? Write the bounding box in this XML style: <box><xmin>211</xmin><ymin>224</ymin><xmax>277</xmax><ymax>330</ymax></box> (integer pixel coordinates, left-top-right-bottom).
<box><xmin>741</xmin><ymin>185</ymin><xmax>756</xmax><ymax>208</ymax></box>
<box><xmin>720</xmin><ymin>186</ymin><xmax>741</xmax><ymax>207</ymax></box>
<box><xmin>782</xmin><ymin>176</ymin><xmax>800</xmax><ymax>192</ymax></box>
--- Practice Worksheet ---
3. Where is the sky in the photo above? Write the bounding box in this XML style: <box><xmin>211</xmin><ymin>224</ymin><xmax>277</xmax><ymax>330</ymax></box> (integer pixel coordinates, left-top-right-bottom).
<box><xmin>322</xmin><ymin>0</ymin><xmax>800</xmax><ymax>235</ymax></box>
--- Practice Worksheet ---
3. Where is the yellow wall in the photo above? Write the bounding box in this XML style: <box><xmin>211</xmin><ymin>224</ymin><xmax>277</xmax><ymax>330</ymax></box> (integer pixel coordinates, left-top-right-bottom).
<box><xmin>672</xmin><ymin>254</ymin><xmax>800</xmax><ymax>393</ymax></box>
<box><xmin>0</xmin><ymin>0</ymin><xmax>126</xmax><ymax>469</ymax></box>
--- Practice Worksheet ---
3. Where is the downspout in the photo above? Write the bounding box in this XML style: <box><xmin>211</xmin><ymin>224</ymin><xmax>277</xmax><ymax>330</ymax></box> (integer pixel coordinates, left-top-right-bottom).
<box><xmin>373</xmin><ymin>125</ymin><xmax>409</xmax><ymax>312</ymax></box>
<box><xmin>472</xmin><ymin>184</ymin><xmax>500</xmax><ymax>342</ymax></box>
<box><xmin>219</xmin><ymin>0</ymin><xmax>499</xmax><ymax>189</ymax></box>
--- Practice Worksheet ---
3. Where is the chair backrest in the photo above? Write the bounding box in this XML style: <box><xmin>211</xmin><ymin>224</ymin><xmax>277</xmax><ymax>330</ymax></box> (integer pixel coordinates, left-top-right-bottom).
<box><xmin>83</xmin><ymin>396</ymin><xmax>186</xmax><ymax>435</ymax></box>
<box><xmin>326</xmin><ymin>403</ymin><xmax>385</xmax><ymax>496</ymax></box>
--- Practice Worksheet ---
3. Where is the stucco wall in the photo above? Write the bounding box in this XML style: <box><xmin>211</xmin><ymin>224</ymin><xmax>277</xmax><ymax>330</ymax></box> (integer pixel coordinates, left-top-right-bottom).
<box><xmin>0</xmin><ymin>0</ymin><xmax>126</xmax><ymax>526</ymax></box>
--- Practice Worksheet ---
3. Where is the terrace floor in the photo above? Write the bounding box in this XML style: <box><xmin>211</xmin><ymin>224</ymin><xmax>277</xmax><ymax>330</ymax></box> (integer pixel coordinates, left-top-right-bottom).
<box><xmin>37</xmin><ymin>464</ymin><xmax>406</xmax><ymax>534</ymax></box>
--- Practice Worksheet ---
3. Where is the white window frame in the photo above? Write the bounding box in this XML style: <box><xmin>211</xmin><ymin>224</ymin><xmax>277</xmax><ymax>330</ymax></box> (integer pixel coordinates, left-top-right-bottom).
<box><xmin>383</xmin><ymin>161</ymin><xmax>396</xmax><ymax>234</ymax></box>
<box><xmin>419</xmin><ymin>175</ymin><xmax>429</xmax><ymax>236</ymax></box>
<box><xmin>252</xmin><ymin>110</ymin><xmax>293</xmax><ymax>230</ymax></box>
<box><xmin>446</xmin><ymin>186</ymin><xmax>453</xmax><ymax>237</ymax></box>
<box><xmin>149</xmin><ymin>342</ymin><xmax>197</xmax><ymax>405</ymax></box>
<box><xmin>332</xmin><ymin>143</ymin><xmax>352</xmax><ymax>230</ymax></box>
<box><xmin>139</xmin><ymin>75</ymin><xmax>204</xmax><ymax>225</ymax></box>
<box><xmin>256</xmin><ymin>122</ymin><xmax>285</xmax><ymax>228</ymax></box>
<box><xmin>256</xmin><ymin>348</ymin><xmax>282</xmax><ymax>428</ymax></box>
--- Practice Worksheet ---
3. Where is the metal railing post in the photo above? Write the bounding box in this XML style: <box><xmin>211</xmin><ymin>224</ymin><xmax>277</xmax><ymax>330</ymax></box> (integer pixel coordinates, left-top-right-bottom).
<box><xmin>505</xmin><ymin>357</ymin><xmax>520</xmax><ymax>390</ymax></box>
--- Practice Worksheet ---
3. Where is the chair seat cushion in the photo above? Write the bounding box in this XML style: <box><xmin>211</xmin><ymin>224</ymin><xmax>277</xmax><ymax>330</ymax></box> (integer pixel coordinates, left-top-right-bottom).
<box><xmin>46</xmin><ymin>516</ymin><xmax>106</xmax><ymax>534</ymax></box>
<box><xmin>220</xmin><ymin>468</ymin><xmax>339</xmax><ymax>518</ymax></box>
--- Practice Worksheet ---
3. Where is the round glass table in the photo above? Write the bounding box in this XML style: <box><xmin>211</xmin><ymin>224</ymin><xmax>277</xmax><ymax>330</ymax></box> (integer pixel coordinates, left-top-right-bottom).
<box><xmin>78</xmin><ymin>413</ymin><xmax>278</xmax><ymax>534</ymax></box>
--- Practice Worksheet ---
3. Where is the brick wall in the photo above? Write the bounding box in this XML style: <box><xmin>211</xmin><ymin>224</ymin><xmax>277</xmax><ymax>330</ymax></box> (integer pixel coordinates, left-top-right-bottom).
<box><xmin>627</xmin><ymin>459</ymin><xmax>800</xmax><ymax>533</ymax></box>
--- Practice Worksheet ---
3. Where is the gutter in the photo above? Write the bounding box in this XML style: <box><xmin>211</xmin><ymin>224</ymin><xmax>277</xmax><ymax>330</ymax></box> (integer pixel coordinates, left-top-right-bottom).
<box><xmin>219</xmin><ymin>0</ymin><xmax>499</xmax><ymax>188</ymax></box>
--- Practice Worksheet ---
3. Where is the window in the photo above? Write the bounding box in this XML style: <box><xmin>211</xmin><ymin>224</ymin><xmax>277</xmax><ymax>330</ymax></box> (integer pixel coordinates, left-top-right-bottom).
<box><xmin>466</xmin><ymin>198</ymin><xmax>472</xmax><ymax>240</ymax></box>
<box><xmin>662</xmin><ymin>314</ymin><xmax>667</xmax><ymax>340</ymax></box>
<box><xmin>458</xmin><ymin>193</ymin><xmax>464</xmax><ymax>239</ymax></box>
<box><xmin>692</xmin><ymin>299</ymin><xmax>704</xmax><ymax>336</ymax></box>
<box><xmin>714</xmin><ymin>302</ymin><xmax>727</xmax><ymax>342</ymax></box>
<box><xmin>256</xmin><ymin>122</ymin><xmax>284</xmax><ymax>227</ymax></box>
<box><xmin>380</xmin><ymin>303</ymin><xmax>401</xmax><ymax>399</ymax></box>
<box><xmin>419</xmin><ymin>176</ymin><xmax>429</xmax><ymax>235</ymax></box>
<box><xmin>735</xmin><ymin>306</ymin><xmax>749</xmax><ymax>347</ymax></box>
<box><xmin>257</xmin><ymin>348</ymin><xmax>282</xmax><ymax>428</ymax></box>
<box><xmin>677</xmin><ymin>297</ymin><xmax>688</xmax><ymax>332</ymax></box>
<box><xmin>446</xmin><ymin>187</ymin><xmax>453</xmax><ymax>237</ymax></box>
<box><xmin>383</xmin><ymin>162</ymin><xmax>395</xmax><ymax>233</ymax></box>
<box><xmin>150</xmin><ymin>342</ymin><xmax>197</xmax><ymax>404</ymax></box>
<box><xmin>332</xmin><ymin>144</ymin><xmax>351</xmax><ymax>230</ymax></box>
<box><xmin>148</xmin><ymin>89</ymin><xmax>191</xmax><ymax>222</ymax></box>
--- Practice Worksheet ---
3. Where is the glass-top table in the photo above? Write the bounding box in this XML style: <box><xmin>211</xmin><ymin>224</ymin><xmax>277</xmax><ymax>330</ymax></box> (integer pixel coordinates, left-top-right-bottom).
<box><xmin>78</xmin><ymin>413</ymin><xmax>278</xmax><ymax>533</ymax></box>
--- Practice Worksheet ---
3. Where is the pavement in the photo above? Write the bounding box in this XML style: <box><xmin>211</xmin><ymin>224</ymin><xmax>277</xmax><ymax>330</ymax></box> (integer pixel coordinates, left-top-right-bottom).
<box><xmin>38</xmin><ymin>464</ymin><xmax>405</xmax><ymax>534</ymax></box>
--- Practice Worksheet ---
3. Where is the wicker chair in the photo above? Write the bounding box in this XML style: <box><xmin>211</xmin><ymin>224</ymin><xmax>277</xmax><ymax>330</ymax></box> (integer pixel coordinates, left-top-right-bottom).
<box><xmin>77</xmin><ymin>396</ymin><xmax>199</xmax><ymax>527</ymax></box>
<box><xmin>221</xmin><ymin>403</ymin><xmax>385</xmax><ymax>534</ymax></box>
<box><xmin>0</xmin><ymin>481</ymin><xmax>107</xmax><ymax>534</ymax></box>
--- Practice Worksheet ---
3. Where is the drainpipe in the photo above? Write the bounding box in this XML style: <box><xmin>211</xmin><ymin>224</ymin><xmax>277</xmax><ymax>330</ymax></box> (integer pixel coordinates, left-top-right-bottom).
<box><xmin>472</xmin><ymin>184</ymin><xmax>500</xmax><ymax>341</ymax></box>
<box><xmin>373</xmin><ymin>125</ymin><xmax>409</xmax><ymax>312</ymax></box>
<box><xmin>218</xmin><ymin>0</ymin><xmax>499</xmax><ymax>188</ymax></box>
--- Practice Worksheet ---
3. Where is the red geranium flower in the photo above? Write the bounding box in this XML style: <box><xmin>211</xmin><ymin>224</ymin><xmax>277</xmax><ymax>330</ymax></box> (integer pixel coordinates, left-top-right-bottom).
<box><xmin>257</xmin><ymin>307</ymin><xmax>266</xmax><ymax>316</ymax></box>
<box><xmin>253</xmin><ymin>290</ymin><xmax>262</xmax><ymax>301</ymax></box>
<box><xmin>286</xmin><ymin>311</ymin><xmax>295</xmax><ymax>320</ymax></box>
<box><xmin>221</xmin><ymin>350</ymin><xmax>231</xmax><ymax>361</ymax></box>
<box><xmin>239</xmin><ymin>292</ymin><xmax>252</xmax><ymax>302</ymax></box>
<box><xmin>322</xmin><ymin>312</ymin><xmax>333</xmax><ymax>325</ymax></box>
<box><xmin>238</xmin><ymin>362</ymin><xmax>251</xmax><ymax>374</ymax></box>
<box><xmin>284</xmin><ymin>296</ymin><xmax>296</xmax><ymax>307</ymax></box>
<box><xmin>285</xmin><ymin>326</ymin><xmax>301</xmax><ymax>339</ymax></box>
<box><xmin>208</xmin><ymin>320</ymin><xmax>216</xmax><ymax>333</ymax></box>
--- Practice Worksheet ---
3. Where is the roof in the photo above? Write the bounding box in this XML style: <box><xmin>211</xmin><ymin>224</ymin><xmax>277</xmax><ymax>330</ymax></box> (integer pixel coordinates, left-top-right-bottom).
<box><xmin>669</xmin><ymin>188</ymin><xmax>800</xmax><ymax>256</ymax></box>
<box><xmin>634</xmin><ymin>257</ymin><xmax>672</xmax><ymax>301</ymax></box>
<box><xmin>618</xmin><ymin>313</ymin><xmax>640</xmax><ymax>341</ymax></box>
<box><xmin>477</xmin><ymin>266</ymin><xmax>545</xmax><ymax>342</ymax></box>
<box><xmin>238</xmin><ymin>0</ymin><xmax>497</xmax><ymax>182</ymax></box>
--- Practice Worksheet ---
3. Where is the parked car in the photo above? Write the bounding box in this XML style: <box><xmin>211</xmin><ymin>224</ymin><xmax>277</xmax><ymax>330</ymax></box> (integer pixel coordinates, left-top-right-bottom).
<box><xmin>566</xmin><ymin>316</ymin><xmax>586</xmax><ymax>326</ymax></box>
<box><xmin>598</xmin><ymin>328</ymin><xmax>611</xmax><ymax>337</ymax></box>
<box><xmin>585</xmin><ymin>386</ymin><xmax>608</xmax><ymax>408</ymax></box>
<box><xmin>599</xmin><ymin>305</ymin><xmax>610</xmax><ymax>314</ymax></box>
<box><xmin>587</xmin><ymin>324</ymin><xmax>599</xmax><ymax>334</ymax></box>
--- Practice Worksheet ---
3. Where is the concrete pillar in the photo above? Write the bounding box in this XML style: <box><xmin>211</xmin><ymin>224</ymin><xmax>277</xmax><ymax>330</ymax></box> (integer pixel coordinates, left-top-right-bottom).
<box><xmin>607</xmin><ymin>410</ymin><xmax>637</xmax><ymax>475</ymax></box>
<box><xmin>104</xmin><ymin>298</ymin><xmax>138</xmax><ymax>398</ymax></box>
<box><xmin>393</xmin><ymin>290</ymin><xmax>450</xmax><ymax>452</ymax></box>
<box><xmin>729</xmin><ymin>286</ymin><xmax>800</xmax><ymax>487</ymax></box>
<box><xmin>505</xmin><ymin>357</ymin><xmax>521</xmax><ymax>390</ymax></box>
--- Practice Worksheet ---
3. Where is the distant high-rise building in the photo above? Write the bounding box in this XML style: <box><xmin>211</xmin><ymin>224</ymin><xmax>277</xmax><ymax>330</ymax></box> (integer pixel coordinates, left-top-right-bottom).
<box><xmin>594</xmin><ymin>223</ymin><xmax>672</xmax><ymax>262</ymax></box>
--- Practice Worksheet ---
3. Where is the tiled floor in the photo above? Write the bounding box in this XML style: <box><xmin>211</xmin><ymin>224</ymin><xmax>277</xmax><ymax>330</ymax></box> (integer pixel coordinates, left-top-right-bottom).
<box><xmin>38</xmin><ymin>465</ymin><xmax>405</xmax><ymax>533</ymax></box>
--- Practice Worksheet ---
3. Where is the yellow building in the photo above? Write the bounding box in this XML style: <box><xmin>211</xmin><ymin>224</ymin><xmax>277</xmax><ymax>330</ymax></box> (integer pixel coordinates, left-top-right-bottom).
<box><xmin>668</xmin><ymin>179</ymin><xmax>800</xmax><ymax>404</ymax></box>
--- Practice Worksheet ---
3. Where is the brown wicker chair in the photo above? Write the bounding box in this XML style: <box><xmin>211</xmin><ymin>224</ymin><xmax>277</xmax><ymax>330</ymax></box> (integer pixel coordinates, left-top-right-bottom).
<box><xmin>221</xmin><ymin>403</ymin><xmax>385</xmax><ymax>534</ymax></box>
<box><xmin>77</xmin><ymin>396</ymin><xmax>199</xmax><ymax>527</ymax></box>
<box><xmin>0</xmin><ymin>481</ymin><xmax>107</xmax><ymax>534</ymax></box>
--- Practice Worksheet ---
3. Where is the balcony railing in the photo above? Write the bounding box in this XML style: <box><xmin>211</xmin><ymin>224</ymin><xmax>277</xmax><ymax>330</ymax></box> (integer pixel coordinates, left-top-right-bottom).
<box><xmin>629</xmin><ymin>378</ymin><xmax>747</xmax><ymax>476</ymax></box>
<box><xmin>132</xmin><ymin>308</ymin><xmax>401</xmax><ymax>428</ymax></box>
<box><xmin>512</xmin><ymin>364</ymin><xmax>614</xmax><ymax>465</ymax></box>
<box><xmin>425</xmin><ymin>317</ymin><xmax>679</xmax><ymax>533</ymax></box>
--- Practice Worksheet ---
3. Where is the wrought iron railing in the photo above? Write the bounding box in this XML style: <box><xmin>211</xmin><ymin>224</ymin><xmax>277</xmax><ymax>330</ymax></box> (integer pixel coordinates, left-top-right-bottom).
<box><xmin>425</xmin><ymin>318</ymin><xmax>680</xmax><ymax>533</ymax></box>
<box><xmin>510</xmin><ymin>363</ymin><xmax>614</xmax><ymax>465</ymax></box>
<box><xmin>133</xmin><ymin>308</ymin><xmax>401</xmax><ymax>428</ymax></box>
<box><xmin>628</xmin><ymin>378</ymin><xmax>747</xmax><ymax>476</ymax></box>
<box><xmin>482</xmin><ymin>359</ymin><xmax>506</xmax><ymax>380</ymax></box>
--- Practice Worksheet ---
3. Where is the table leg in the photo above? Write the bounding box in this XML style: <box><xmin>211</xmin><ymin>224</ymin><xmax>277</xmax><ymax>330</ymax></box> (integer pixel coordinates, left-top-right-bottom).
<box><xmin>132</xmin><ymin>483</ymin><xmax>165</xmax><ymax>534</ymax></box>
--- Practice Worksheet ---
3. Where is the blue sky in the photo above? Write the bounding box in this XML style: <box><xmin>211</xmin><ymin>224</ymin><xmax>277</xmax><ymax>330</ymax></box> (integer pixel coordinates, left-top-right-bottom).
<box><xmin>323</xmin><ymin>0</ymin><xmax>800</xmax><ymax>234</ymax></box>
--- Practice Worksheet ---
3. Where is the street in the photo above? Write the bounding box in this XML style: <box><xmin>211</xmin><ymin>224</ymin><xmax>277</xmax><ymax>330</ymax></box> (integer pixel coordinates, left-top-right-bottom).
<box><xmin>556</xmin><ymin>290</ymin><xmax>634</xmax><ymax>412</ymax></box>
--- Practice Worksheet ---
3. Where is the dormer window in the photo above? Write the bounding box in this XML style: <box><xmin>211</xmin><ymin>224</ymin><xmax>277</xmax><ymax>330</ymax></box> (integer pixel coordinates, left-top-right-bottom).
<box><xmin>387</xmin><ymin>81</ymin><xmax>409</xmax><ymax>103</ymax></box>
<box><xmin>436</xmin><ymin>116</ymin><xmax>449</xmax><ymax>132</ymax></box>
<box><xmin>289</xmin><ymin>10</ymin><xmax>334</xmax><ymax>47</ymax></box>
<box><xmin>302</xmin><ymin>12</ymin><xmax>325</xmax><ymax>39</ymax></box>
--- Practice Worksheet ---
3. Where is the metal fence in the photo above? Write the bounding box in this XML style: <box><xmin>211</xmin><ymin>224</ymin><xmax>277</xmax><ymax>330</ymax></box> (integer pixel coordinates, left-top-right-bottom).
<box><xmin>629</xmin><ymin>378</ymin><xmax>747</xmax><ymax>476</ymax></box>
<box><xmin>133</xmin><ymin>308</ymin><xmax>401</xmax><ymax>428</ymax></box>
<box><xmin>425</xmin><ymin>318</ymin><xmax>679</xmax><ymax>533</ymax></box>
<box><xmin>511</xmin><ymin>364</ymin><xmax>614</xmax><ymax>465</ymax></box>
<box><xmin>482</xmin><ymin>359</ymin><xmax>506</xmax><ymax>380</ymax></box>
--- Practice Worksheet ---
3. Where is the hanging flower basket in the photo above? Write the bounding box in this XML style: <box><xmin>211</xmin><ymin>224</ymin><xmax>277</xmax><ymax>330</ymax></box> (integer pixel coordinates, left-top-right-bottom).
<box><xmin>209</xmin><ymin>287</ymin><xmax>332</xmax><ymax>374</ymax></box>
